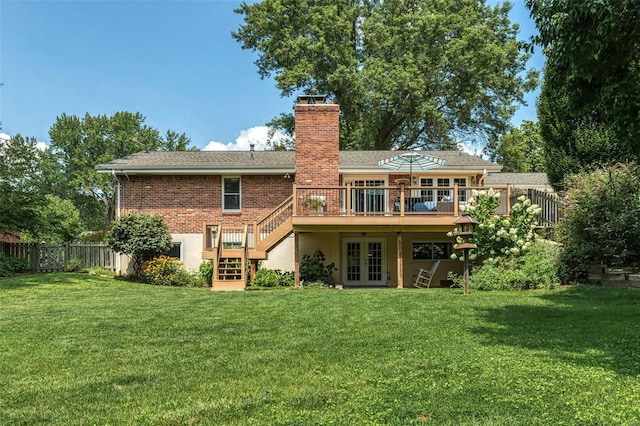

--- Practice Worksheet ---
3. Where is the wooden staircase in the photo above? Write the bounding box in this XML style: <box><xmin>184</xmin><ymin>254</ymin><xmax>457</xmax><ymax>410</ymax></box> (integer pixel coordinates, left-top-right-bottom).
<box><xmin>204</xmin><ymin>196</ymin><xmax>294</xmax><ymax>290</ymax></box>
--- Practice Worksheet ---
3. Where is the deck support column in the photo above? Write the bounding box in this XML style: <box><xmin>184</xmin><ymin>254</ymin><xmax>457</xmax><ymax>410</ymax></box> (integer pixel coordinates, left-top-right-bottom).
<box><xmin>397</xmin><ymin>232</ymin><xmax>404</xmax><ymax>288</ymax></box>
<box><xmin>250</xmin><ymin>259</ymin><xmax>257</xmax><ymax>282</ymax></box>
<box><xmin>294</xmin><ymin>232</ymin><xmax>301</xmax><ymax>287</ymax></box>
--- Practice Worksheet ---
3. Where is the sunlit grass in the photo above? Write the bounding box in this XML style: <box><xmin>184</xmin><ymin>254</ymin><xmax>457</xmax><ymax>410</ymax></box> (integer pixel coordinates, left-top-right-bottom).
<box><xmin>1</xmin><ymin>273</ymin><xmax>639</xmax><ymax>425</ymax></box>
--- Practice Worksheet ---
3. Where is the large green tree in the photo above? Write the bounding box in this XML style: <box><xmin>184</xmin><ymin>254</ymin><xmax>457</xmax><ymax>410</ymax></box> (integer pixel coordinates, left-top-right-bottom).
<box><xmin>0</xmin><ymin>134</ymin><xmax>46</xmax><ymax>235</ymax></box>
<box><xmin>537</xmin><ymin>68</ymin><xmax>625</xmax><ymax>189</ymax></box>
<box><xmin>527</xmin><ymin>0</ymin><xmax>640</xmax><ymax>185</ymax></box>
<box><xmin>490</xmin><ymin>120</ymin><xmax>545</xmax><ymax>173</ymax></box>
<box><xmin>234</xmin><ymin>0</ymin><xmax>537</xmax><ymax>150</ymax></box>
<box><xmin>48</xmin><ymin>112</ymin><xmax>194</xmax><ymax>229</ymax></box>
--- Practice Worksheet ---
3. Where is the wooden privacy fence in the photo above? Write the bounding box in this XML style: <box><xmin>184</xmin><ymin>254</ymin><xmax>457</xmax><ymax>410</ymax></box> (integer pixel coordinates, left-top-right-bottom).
<box><xmin>0</xmin><ymin>242</ymin><xmax>116</xmax><ymax>272</ymax></box>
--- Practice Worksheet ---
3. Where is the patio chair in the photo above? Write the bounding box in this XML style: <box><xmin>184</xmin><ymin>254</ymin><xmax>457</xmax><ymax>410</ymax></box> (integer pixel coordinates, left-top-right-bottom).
<box><xmin>414</xmin><ymin>260</ymin><xmax>441</xmax><ymax>288</ymax></box>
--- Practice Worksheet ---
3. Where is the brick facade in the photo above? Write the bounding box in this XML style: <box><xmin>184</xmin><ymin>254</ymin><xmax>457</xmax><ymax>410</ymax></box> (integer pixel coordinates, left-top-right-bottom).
<box><xmin>121</xmin><ymin>174</ymin><xmax>293</xmax><ymax>234</ymax></box>
<box><xmin>294</xmin><ymin>103</ymin><xmax>340</xmax><ymax>186</ymax></box>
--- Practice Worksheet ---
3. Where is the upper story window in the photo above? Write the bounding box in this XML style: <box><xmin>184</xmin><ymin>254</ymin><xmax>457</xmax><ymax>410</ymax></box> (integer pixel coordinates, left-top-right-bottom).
<box><xmin>454</xmin><ymin>178</ymin><xmax>467</xmax><ymax>202</ymax></box>
<box><xmin>437</xmin><ymin>178</ymin><xmax>451</xmax><ymax>201</ymax></box>
<box><xmin>223</xmin><ymin>177</ymin><xmax>241</xmax><ymax>211</ymax></box>
<box><xmin>420</xmin><ymin>178</ymin><xmax>434</xmax><ymax>200</ymax></box>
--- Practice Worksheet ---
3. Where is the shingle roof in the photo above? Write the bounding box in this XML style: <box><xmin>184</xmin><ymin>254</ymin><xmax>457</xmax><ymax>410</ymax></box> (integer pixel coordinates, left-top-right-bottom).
<box><xmin>485</xmin><ymin>172</ymin><xmax>550</xmax><ymax>187</ymax></box>
<box><xmin>96</xmin><ymin>150</ymin><xmax>500</xmax><ymax>172</ymax></box>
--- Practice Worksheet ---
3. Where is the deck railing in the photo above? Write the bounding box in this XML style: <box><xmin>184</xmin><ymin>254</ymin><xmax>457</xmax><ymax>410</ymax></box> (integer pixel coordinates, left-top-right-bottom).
<box><xmin>293</xmin><ymin>184</ymin><xmax>511</xmax><ymax>217</ymax></box>
<box><xmin>255</xmin><ymin>195</ymin><xmax>293</xmax><ymax>245</ymax></box>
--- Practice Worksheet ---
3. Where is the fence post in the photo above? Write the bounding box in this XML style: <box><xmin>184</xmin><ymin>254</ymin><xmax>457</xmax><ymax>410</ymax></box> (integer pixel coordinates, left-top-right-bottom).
<box><xmin>31</xmin><ymin>243</ymin><xmax>39</xmax><ymax>271</ymax></box>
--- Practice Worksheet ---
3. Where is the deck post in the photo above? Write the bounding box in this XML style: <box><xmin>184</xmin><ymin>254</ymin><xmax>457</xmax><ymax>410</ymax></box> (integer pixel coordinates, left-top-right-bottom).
<box><xmin>453</xmin><ymin>183</ymin><xmax>459</xmax><ymax>216</ymax></box>
<box><xmin>292</xmin><ymin>184</ymin><xmax>298</xmax><ymax>216</ymax></box>
<box><xmin>345</xmin><ymin>183</ymin><xmax>352</xmax><ymax>216</ymax></box>
<box><xmin>294</xmin><ymin>232</ymin><xmax>301</xmax><ymax>287</ymax></box>
<box><xmin>397</xmin><ymin>232</ymin><xmax>404</xmax><ymax>288</ymax></box>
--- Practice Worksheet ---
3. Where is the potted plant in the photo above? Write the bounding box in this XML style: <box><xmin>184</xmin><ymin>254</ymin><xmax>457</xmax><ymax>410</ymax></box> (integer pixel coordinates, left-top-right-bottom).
<box><xmin>302</xmin><ymin>197</ymin><xmax>326</xmax><ymax>213</ymax></box>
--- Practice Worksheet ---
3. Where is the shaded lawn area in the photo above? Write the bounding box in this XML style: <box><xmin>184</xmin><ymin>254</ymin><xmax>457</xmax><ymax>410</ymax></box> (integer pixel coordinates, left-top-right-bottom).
<box><xmin>1</xmin><ymin>274</ymin><xmax>640</xmax><ymax>425</ymax></box>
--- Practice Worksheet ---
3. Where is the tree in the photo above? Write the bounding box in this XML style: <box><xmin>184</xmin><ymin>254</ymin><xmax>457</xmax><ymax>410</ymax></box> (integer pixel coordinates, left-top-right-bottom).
<box><xmin>0</xmin><ymin>134</ymin><xmax>46</xmax><ymax>235</ymax></box>
<box><xmin>106</xmin><ymin>213</ymin><xmax>173</xmax><ymax>277</ymax></box>
<box><xmin>234</xmin><ymin>0</ymin><xmax>537</xmax><ymax>150</ymax></box>
<box><xmin>490</xmin><ymin>120</ymin><xmax>545</xmax><ymax>173</ymax></box>
<box><xmin>20</xmin><ymin>195</ymin><xmax>85</xmax><ymax>243</ymax></box>
<box><xmin>537</xmin><ymin>65</ymin><xmax>626</xmax><ymax>189</ymax></box>
<box><xmin>48</xmin><ymin>112</ymin><xmax>194</xmax><ymax>229</ymax></box>
<box><xmin>527</xmin><ymin>0</ymin><xmax>640</xmax><ymax>169</ymax></box>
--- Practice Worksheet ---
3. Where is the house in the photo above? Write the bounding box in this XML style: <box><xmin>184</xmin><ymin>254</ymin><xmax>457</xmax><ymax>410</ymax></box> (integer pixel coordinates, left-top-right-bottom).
<box><xmin>97</xmin><ymin>96</ymin><xmax>551</xmax><ymax>290</ymax></box>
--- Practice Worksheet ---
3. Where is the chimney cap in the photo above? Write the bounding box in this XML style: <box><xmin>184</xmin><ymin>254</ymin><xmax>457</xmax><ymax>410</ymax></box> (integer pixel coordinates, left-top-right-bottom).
<box><xmin>297</xmin><ymin>94</ymin><xmax>327</xmax><ymax>105</ymax></box>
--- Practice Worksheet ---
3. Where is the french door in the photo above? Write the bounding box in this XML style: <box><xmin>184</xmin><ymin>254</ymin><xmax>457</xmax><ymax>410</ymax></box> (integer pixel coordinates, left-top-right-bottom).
<box><xmin>351</xmin><ymin>180</ymin><xmax>386</xmax><ymax>214</ymax></box>
<box><xmin>343</xmin><ymin>238</ymin><xmax>387</xmax><ymax>287</ymax></box>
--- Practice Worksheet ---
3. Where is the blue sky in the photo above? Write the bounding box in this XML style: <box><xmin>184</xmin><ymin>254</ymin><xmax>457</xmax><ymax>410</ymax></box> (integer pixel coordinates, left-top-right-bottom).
<box><xmin>0</xmin><ymin>0</ymin><xmax>543</xmax><ymax>151</ymax></box>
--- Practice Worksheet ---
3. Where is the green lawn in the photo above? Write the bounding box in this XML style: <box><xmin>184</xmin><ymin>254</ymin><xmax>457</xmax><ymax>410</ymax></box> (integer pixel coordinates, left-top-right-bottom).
<box><xmin>1</xmin><ymin>274</ymin><xmax>639</xmax><ymax>425</ymax></box>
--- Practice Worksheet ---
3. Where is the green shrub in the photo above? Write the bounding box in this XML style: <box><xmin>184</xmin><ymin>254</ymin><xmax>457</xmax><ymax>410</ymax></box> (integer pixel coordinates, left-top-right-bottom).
<box><xmin>251</xmin><ymin>268</ymin><xmax>294</xmax><ymax>287</ymax></box>
<box><xmin>64</xmin><ymin>258</ymin><xmax>85</xmax><ymax>273</ymax></box>
<box><xmin>0</xmin><ymin>253</ymin><xmax>29</xmax><ymax>277</ymax></box>
<box><xmin>86</xmin><ymin>266</ymin><xmax>116</xmax><ymax>278</ymax></box>
<box><xmin>106</xmin><ymin>213</ymin><xmax>173</xmax><ymax>277</ymax></box>
<box><xmin>557</xmin><ymin>163</ymin><xmax>640</xmax><ymax>282</ymax></box>
<box><xmin>468</xmin><ymin>241</ymin><xmax>560</xmax><ymax>290</ymax></box>
<box><xmin>300</xmin><ymin>250</ymin><xmax>336</xmax><ymax>286</ymax></box>
<box><xmin>178</xmin><ymin>269</ymin><xmax>206</xmax><ymax>287</ymax></box>
<box><xmin>199</xmin><ymin>260</ymin><xmax>213</xmax><ymax>287</ymax></box>
<box><xmin>142</xmin><ymin>256</ymin><xmax>185</xmax><ymax>286</ymax></box>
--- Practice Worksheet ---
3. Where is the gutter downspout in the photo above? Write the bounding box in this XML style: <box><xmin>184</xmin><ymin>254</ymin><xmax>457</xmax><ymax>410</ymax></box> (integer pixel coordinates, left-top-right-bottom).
<box><xmin>112</xmin><ymin>169</ymin><xmax>121</xmax><ymax>274</ymax></box>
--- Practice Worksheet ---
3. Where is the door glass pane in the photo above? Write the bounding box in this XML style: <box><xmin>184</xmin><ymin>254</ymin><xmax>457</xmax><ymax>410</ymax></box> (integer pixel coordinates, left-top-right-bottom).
<box><xmin>368</xmin><ymin>242</ymin><xmax>383</xmax><ymax>281</ymax></box>
<box><xmin>346</xmin><ymin>242</ymin><xmax>361</xmax><ymax>281</ymax></box>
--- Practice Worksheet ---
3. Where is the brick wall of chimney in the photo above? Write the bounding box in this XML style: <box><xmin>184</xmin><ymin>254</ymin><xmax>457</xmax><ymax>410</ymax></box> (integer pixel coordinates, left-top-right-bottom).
<box><xmin>120</xmin><ymin>175</ymin><xmax>293</xmax><ymax>234</ymax></box>
<box><xmin>294</xmin><ymin>103</ymin><xmax>340</xmax><ymax>186</ymax></box>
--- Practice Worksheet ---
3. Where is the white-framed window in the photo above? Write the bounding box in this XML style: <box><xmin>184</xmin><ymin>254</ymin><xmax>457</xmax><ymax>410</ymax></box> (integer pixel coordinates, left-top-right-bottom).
<box><xmin>223</xmin><ymin>177</ymin><xmax>241</xmax><ymax>211</ymax></box>
<box><xmin>419</xmin><ymin>178</ymin><xmax>434</xmax><ymax>201</ymax></box>
<box><xmin>454</xmin><ymin>178</ymin><xmax>467</xmax><ymax>202</ymax></box>
<box><xmin>437</xmin><ymin>178</ymin><xmax>451</xmax><ymax>201</ymax></box>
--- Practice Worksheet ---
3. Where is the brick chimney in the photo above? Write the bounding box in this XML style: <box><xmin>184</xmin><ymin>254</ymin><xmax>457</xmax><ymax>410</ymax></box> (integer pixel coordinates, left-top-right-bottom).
<box><xmin>294</xmin><ymin>95</ymin><xmax>340</xmax><ymax>186</ymax></box>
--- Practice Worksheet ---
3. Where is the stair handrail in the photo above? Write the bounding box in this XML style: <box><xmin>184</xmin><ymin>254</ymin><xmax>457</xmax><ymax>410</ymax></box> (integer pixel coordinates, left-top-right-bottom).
<box><xmin>255</xmin><ymin>195</ymin><xmax>294</xmax><ymax>245</ymax></box>
<box><xmin>241</xmin><ymin>224</ymin><xmax>249</xmax><ymax>249</ymax></box>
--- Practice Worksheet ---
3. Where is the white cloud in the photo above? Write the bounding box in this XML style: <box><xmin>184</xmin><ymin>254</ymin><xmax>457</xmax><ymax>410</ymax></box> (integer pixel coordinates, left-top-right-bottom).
<box><xmin>457</xmin><ymin>141</ymin><xmax>476</xmax><ymax>156</ymax></box>
<box><xmin>203</xmin><ymin>126</ymin><xmax>287</xmax><ymax>151</ymax></box>
<box><xmin>457</xmin><ymin>141</ymin><xmax>488</xmax><ymax>160</ymax></box>
<box><xmin>0</xmin><ymin>133</ymin><xmax>48</xmax><ymax>151</ymax></box>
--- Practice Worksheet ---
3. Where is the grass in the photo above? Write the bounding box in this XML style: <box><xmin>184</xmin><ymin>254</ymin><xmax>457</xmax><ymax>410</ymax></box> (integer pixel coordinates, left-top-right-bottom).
<box><xmin>2</xmin><ymin>274</ymin><xmax>640</xmax><ymax>425</ymax></box>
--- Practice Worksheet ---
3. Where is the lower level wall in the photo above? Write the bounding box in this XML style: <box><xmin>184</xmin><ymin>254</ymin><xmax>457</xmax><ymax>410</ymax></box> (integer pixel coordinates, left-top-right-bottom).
<box><xmin>298</xmin><ymin>231</ymin><xmax>463</xmax><ymax>288</ymax></box>
<box><xmin>172</xmin><ymin>233</ymin><xmax>204</xmax><ymax>270</ymax></box>
<box><xmin>262</xmin><ymin>233</ymin><xmax>295</xmax><ymax>272</ymax></box>
<box><xmin>113</xmin><ymin>230</ymin><xmax>465</xmax><ymax>288</ymax></box>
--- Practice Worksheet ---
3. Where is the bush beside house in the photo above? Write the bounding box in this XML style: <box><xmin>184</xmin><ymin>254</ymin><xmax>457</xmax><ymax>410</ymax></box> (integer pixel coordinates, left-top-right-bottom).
<box><xmin>557</xmin><ymin>163</ymin><xmax>640</xmax><ymax>283</ymax></box>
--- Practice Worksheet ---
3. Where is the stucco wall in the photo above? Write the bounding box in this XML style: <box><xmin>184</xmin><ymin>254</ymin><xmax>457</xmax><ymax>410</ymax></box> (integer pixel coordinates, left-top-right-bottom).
<box><xmin>262</xmin><ymin>233</ymin><xmax>295</xmax><ymax>272</ymax></box>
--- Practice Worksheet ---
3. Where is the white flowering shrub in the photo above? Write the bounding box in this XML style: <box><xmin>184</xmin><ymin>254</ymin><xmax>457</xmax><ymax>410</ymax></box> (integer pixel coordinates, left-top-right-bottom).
<box><xmin>448</xmin><ymin>190</ymin><xmax>559</xmax><ymax>290</ymax></box>
<box><xmin>449</xmin><ymin>190</ymin><xmax>542</xmax><ymax>264</ymax></box>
